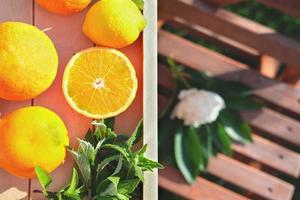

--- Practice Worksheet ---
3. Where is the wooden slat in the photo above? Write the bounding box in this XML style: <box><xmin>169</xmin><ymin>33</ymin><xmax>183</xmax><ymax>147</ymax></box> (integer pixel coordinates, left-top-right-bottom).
<box><xmin>0</xmin><ymin>0</ymin><xmax>33</xmax><ymax>198</ymax></box>
<box><xmin>31</xmin><ymin>5</ymin><xmax>93</xmax><ymax>198</ymax></box>
<box><xmin>202</xmin><ymin>0</ymin><xmax>245</xmax><ymax>6</ymax></box>
<box><xmin>242</xmin><ymin>108</ymin><xmax>300</xmax><ymax>147</ymax></box>
<box><xmin>158</xmin><ymin>30</ymin><xmax>300</xmax><ymax>116</ymax></box>
<box><xmin>158</xmin><ymin>90</ymin><xmax>300</xmax><ymax>177</ymax></box>
<box><xmin>167</xmin><ymin>18</ymin><xmax>260</xmax><ymax>61</ymax></box>
<box><xmin>158</xmin><ymin>60</ymin><xmax>300</xmax><ymax>147</ymax></box>
<box><xmin>233</xmin><ymin>134</ymin><xmax>300</xmax><ymax>177</ymax></box>
<box><xmin>159</xmin><ymin>0</ymin><xmax>300</xmax><ymax>66</ymax></box>
<box><xmin>159</xmin><ymin>166</ymin><xmax>249</xmax><ymax>200</ymax></box>
<box><xmin>208</xmin><ymin>155</ymin><xmax>294</xmax><ymax>200</ymax></box>
<box><xmin>256</xmin><ymin>0</ymin><xmax>300</xmax><ymax>18</ymax></box>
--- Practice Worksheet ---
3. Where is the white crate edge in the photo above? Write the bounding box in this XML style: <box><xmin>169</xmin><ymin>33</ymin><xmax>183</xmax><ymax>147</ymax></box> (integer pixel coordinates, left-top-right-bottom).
<box><xmin>143</xmin><ymin>0</ymin><xmax>158</xmax><ymax>200</ymax></box>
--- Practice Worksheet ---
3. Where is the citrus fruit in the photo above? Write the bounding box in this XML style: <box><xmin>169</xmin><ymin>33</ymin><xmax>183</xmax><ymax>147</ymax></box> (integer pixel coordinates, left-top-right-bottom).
<box><xmin>35</xmin><ymin>0</ymin><xmax>91</xmax><ymax>15</ymax></box>
<box><xmin>0</xmin><ymin>22</ymin><xmax>58</xmax><ymax>101</ymax></box>
<box><xmin>82</xmin><ymin>0</ymin><xmax>146</xmax><ymax>48</ymax></box>
<box><xmin>0</xmin><ymin>106</ymin><xmax>69</xmax><ymax>178</ymax></box>
<box><xmin>63</xmin><ymin>47</ymin><xmax>138</xmax><ymax>119</ymax></box>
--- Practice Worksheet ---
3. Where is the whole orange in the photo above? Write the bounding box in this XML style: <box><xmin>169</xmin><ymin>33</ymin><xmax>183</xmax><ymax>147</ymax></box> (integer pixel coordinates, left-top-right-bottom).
<box><xmin>0</xmin><ymin>106</ymin><xmax>69</xmax><ymax>178</ymax></box>
<box><xmin>35</xmin><ymin>0</ymin><xmax>91</xmax><ymax>15</ymax></box>
<box><xmin>0</xmin><ymin>22</ymin><xmax>58</xmax><ymax>101</ymax></box>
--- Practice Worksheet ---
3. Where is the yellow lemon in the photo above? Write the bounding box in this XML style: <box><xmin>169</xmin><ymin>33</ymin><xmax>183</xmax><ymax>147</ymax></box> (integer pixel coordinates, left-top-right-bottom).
<box><xmin>0</xmin><ymin>22</ymin><xmax>58</xmax><ymax>101</ymax></box>
<box><xmin>83</xmin><ymin>0</ymin><xmax>146</xmax><ymax>48</ymax></box>
<box><xmin>63</xmin><ymin>47</ymin><xmax>138</xmax><ymax>119</ymax></box>
<box><xmin>35</xmin><ymin>0</ymin><xmax>91</xmax><ymax>15</ymax></box>
<box><xmin>0</xmin><ymin>106</ymin><xmax>69</xmax><ymax>178</ymax></box>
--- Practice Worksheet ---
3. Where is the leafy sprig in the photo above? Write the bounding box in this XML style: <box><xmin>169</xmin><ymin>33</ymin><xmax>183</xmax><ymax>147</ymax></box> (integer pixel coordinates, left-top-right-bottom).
<box><xmin>35</xmin><ymin>118</ymin><xmax>163</xmax><ymax>200</ymax></box>
<box><xmin>159</xmin><ymin>58</ymin><xmax>262</xmax><ymax>184</ymax></box>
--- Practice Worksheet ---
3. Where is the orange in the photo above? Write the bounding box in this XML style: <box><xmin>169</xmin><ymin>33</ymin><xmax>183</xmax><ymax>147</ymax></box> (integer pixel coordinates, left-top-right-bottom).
<box><xmin>35</xmin><ymin>0</ymin><xmax>91</xmax><ymax>15</ymax></box>
<box><xmin>63</xmin><ymin>48</ymin><xmax>138</xmax><ymax>119</ymax></box>
<box><xmin>0</xmin><ymin>106</ymin><xmax>69</xmax><ymax>178</ymax></box>
<box><xmin>0</xmin><ymin>22</ymin><xmax>58</xmax><ymax>101</ymax></box>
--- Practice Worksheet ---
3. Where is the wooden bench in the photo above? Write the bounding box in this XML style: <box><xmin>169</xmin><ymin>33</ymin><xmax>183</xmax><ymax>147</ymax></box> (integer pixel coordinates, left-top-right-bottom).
<box><xmin>158</xmin><ymin>1</ymin><xmax>300</xmax><ymax>199</ymax></box>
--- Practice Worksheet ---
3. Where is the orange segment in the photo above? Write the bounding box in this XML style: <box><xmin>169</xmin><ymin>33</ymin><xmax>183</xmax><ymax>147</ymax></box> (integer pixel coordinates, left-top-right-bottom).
<box><xmin>63</xmin><ymin>48</ymin><xmax>138</xmax><ymax>119</ymax></box>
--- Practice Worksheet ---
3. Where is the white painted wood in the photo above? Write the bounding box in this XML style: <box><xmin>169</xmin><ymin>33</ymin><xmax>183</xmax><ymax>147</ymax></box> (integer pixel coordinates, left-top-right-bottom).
<box><xmin>143</xmin><ymin>0</ymin><xmax>158</xmax><ymax>199</ymax></box>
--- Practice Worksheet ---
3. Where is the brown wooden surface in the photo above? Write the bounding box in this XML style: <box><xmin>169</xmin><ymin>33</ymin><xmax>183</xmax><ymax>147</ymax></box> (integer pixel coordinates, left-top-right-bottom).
<box><xmin>232</xmin><ymin>134</ymin><xmax>300</xmax><ymax>177</ymax></box>
<box><xmin>201</xmin><ymin>0</ymin><xmax>245</xmax><ymax>6</ymax></box>
<box><xmin>256</xmin><ymin>0</ymin><xmax>300</xmax><ymax>18</ymax></box>
<box><xmin>158</xmin><ymin>30</ymin><xmax>300</xmax><ymax>117</ymax></box>
<box><xmin>0</xmin><ymin>1</ymin><xmax>144</xmax><ymax>199</ymax></box>
<box><xmin>208</xmin><ymin>155</ymin><xmax>294</xmax><ymax>200</ymax></box>
<box><xmin>242</xmin><ymin>108</ymin><xmax>300</xmax><ymax>147</ymax></box>
<box><xmin>159</xmin><ymin>166</ymin><xmax>250</xmax><ymax>200</ymax></box>
<box><xmin>167</xmin><ymin>18</ymin><xmax>260</xmax><ymax>61</ymax></box>
<box><xmin>159</xmin><ymin>0</ymin><xmax>300</xmax><ymax>67</ymax></box>
<box><xmin>279</xmin><ymin>66</ymin><xmax>300</xmax><ymax>85</ymax></box>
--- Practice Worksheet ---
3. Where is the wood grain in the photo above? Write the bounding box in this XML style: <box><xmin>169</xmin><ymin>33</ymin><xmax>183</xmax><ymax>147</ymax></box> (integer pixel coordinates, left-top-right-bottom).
<box><xmin>233</xmin><ymin>134</ymin><xmax>300</xmax><ymax>177</ymax></box>
<box><xmin>167</xmin><ymin>18</ymin><xmax>260</xmax><ymax>61</ymax></box>
<box><xmin>208</xmin><ymin>155</ymin><xmax>294</xmax><ymax>200</ymax></box>
<box><xmin>159</xmin><ymin>0</ymin><xmax>300</xmax><ymax>66</ymax></box>
<box><xmin>0</xmin><ymin>0</ymin><xmax>33</xmax><ymax>198</ymax></box>
<box><xmin>159</xmin><ymin>166</ymin><xmax>249</xmax><ymax>200</ymax></box>
<box><xmin>158</xmin><ymin>30</ymin><xmax>300</xmax><ymax>116</ymax></box>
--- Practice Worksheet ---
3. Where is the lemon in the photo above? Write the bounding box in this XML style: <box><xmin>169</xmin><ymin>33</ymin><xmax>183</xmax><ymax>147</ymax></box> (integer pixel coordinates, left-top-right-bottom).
<box><xmin>35</xmin><ymin>0</ymin><xmax>91</xmax><ymax>15</ymax></box>
<box><xmin>0</xmin><ymin>106</ymin><xmax>69</xmax><ymax>178</ymax></box>
<box><xmin>63</xmin><ymin>48</ymin><xmax>138</xmax><ymax>119</ymax></box>
<box><xmin>0</xmin><ymin>22</ymin><xmax>58</xmax><ymax>101</ymax></box>
<box><xmin>83</xmin><ymin>0</ymin><xmax>146</xmax><ymax>48</ymax></box>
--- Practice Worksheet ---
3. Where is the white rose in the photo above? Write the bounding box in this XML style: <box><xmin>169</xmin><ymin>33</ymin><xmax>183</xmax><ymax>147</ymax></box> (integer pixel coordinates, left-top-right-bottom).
<box><xmin>171</xmin><ymin>89</ymin><xmax>225</xmax><ymax>127</ymax></box>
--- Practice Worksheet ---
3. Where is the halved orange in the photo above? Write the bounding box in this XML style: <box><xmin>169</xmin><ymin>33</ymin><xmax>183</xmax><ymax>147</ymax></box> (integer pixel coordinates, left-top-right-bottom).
<box><xmin>63</xmin><ymin>48</ymin><xmax>138</xmax><ymax>119</ymax></box>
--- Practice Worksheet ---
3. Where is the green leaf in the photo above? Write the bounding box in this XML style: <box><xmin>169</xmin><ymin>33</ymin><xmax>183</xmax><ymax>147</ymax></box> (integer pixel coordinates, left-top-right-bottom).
<box><xmin>111</xmin><ymin>155</ymin><xmax>123</xmax><ymax>176</ymax></box>
<box><xmin>225</xmin><ymin>97</ymin><xmax>263</xmax><ymax>111</ymax></box>
<box><xmin>68</xmin><ymin>150</ymin><xmax>91</xmax><ymax>186</ymax></box>
<box><xmin>104</xmin><ymin>117</ymin><xmax>115</xmax><ymax>130</ymax></box>
<box><xmin>134</xmin><ymin>166</ymin><xmax>144</xmax><ymax>182</ymax></box>
<box><xmin>211</xmin><ymin>80</ymin><xmax>252</xmax><ymax>98</ymax></box>
<box><xmin>78</xmin><ymin>139</ymin><xmax>96</xmax><ymax>163</ymax></box>
<box><xmin>127</xmin><ymin>120</ymin><xmax>143</xmax><ymax>148</ymax></box>
<box><xmin>95</xmin><ymin>139</ymin><xmax>105</xmax><ymax>153</ymax></box>
<box><xmin>138</xmin><ymin>156</ymin><xmax>164</xmax><ymax>171</ymax></box>
<box><xmin>174</xmin><ymin>125</ymin><xmax>201</xmax><ymax>184</ymax></box>
<box><xmin>219</xmin><ymin>109</ymin><xmax>252</xmax><ymax>143</ymax></box>
<box><xmin>65</xmin><ymin>168</ymin><xmax>79</xmax><ymax>194</ymax></box>
<box><xmin>101</xmin><ymin>177</ymin><xmax>120</xmax><ymax>196</ymax></box>
<box><xmin>35</xmin><ymin>166</ymin><xmax>52</xmax><ymax>193</ymax></box>
<box><xmin>85</xmin><ymin>129</ymin><xmax>95</xmax><ymax>146</ymax></box>
<box><xmin>116</xmin><ymin>193</ymin><xmax>130</xmax><ymax>200</ymax></box>
<box><xmin>132</xmin><ymin>0</ymin><xmax>144</xmax><ymax>10</ymax></box>
<box><xmin>213</xmin><ymin>123</ymin><xmax>232</xmax><ymax>156</ymax></box>
<box><xmin>102</xmin><ymin>144</ymin><xmax>129</xmax><ymax>159</ymax></box>
<box><xmin>118</xmin><ymin>179</ymin><xmax>140</xmax><ymax>194</ymax></box>
<box><xmin>97</xmin><ymin>155</ymin><xmax>120</xmax><ymax>173</ymax></box>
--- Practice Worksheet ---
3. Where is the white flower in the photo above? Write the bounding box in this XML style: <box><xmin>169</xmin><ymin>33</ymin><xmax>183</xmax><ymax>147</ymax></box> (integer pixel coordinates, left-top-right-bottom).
<box><xmin>171</xmin><ymin>89</ymin><xmax>225</xmax><ymax>127</ymax></box>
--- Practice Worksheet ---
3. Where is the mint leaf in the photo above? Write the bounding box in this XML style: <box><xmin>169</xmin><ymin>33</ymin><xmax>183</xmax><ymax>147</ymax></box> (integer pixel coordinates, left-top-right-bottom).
<box><xmin>118</xmin><ymin>179</ymin><xmax>140</xmax><ymax>194</ymax></box>
<box><xmin>127</xmin><ymin>120</ymin><xmax>143</xmax><ymax>148</ymax></box>
<box><xmin>68</xmin><ymin>150</ymin><xmax>91</xmax><ymax>186</ymax></box>
<box><xmin>65</xmin><ymin>168</ymin><xmax>79</xmax><ymax>194</ymax></box>
<box><xmin>35</xmin><ymin>166</ymin><xmax>52</xmax><ymax>194</ymax></box>
<box><xmin>99</xmin><ymin>177</ymin><xmax>120</xmax><ymax>196</ymax></box>
<box><xmin>102</xmin><ymin>144</ymin><xmax>129</xmax><ymax>159</ymax></box>
<box><xmin>78</xmin><ymin>139</ymin><xmax>96</xmax><ymax>163</ymax></box>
